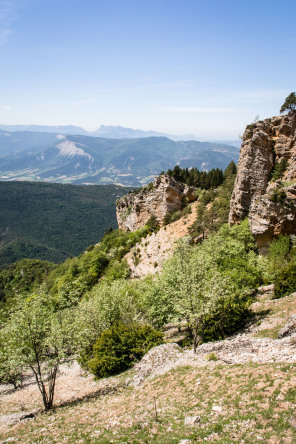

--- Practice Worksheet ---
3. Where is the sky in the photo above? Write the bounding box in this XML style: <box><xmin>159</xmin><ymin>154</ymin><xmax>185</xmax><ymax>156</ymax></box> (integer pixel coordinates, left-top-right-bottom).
<box><xmin>0</xmin><ymin>0</ymin><xmax>295</xmax><ymax>140</ymax></box>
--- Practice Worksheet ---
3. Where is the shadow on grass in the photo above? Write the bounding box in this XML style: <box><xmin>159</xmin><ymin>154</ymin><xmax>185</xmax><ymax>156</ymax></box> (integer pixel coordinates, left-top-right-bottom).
<box><xmin>243</xmin><ymin>308</ymin><xmax>272</xmax><ymax>331</ymax></box>
<box><xmin>52</xmin><ymin>382</ymin><xmax>127</xmax><ymax>411</ymax></box>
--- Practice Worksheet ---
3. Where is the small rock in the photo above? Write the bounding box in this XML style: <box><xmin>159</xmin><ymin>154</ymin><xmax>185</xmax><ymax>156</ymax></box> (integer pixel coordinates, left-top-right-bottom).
<box><xmin>184</xmin><ymin>415</ymin><xmax>200</xmax><ymax>426</ymax></box>
<box><xmin>276</xmin><ymin>393</ymin><xmax>285</xmax><ymax>401</ymax></box>
<box><xmin>278</xmin><ymin>315</ymin><xmax>296</xmax><ymax>338</ymax></box>
<box><xmin>0</xmin><ymin>411</ymin><xmax>36</xmax><ymax>426</ymax></box>
<box><xmin>258</xmin><ymin>284</ymin><xmax>274</xmax><ymax>294</ymax></box>
<box><xmin>212</xmin><ymin>405</ymin><xmax>222</xmax><ymax>412</ymax></box>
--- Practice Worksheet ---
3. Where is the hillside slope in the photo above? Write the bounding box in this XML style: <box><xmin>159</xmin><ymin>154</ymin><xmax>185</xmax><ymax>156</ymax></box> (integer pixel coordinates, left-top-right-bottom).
<box><xmin>1</xmin><ymin>291</ymin><xmax>296</xmax><ymax>443</ymax></box>
<box><xmin>0</xmin><ymin>181</ymin><xmax>131</xmax><ymax>268</ymax></box>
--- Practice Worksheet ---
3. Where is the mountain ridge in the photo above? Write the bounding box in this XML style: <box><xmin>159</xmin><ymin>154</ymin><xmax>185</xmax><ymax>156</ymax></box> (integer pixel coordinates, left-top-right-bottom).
<box><xmin>0</xmin><ymin>123</ymin><xmax>241</xmax><ymax>145</ymax></box>
<box><xmin>0</xmin><ymin>132</ymin><xmax>239</xmax><ymax>186</ymax></box>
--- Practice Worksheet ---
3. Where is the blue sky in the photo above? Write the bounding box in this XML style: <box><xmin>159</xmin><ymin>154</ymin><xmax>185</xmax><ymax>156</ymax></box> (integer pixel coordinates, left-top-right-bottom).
<box><xmin>0</xmin><ymin>0</ymin><xmax>295</xmax><ymax>139</ymax></box>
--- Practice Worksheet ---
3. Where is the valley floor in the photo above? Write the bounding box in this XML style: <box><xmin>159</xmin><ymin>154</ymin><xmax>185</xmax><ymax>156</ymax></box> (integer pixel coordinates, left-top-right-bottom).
<box><xmin>1</xmin><ymin>292</ymin><xmax>296</xmax><ymax>443</ymax></box>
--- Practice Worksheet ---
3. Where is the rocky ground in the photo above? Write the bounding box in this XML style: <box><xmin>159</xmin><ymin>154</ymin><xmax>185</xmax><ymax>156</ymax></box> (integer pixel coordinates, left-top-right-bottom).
<box><xmin>1</xmin><ymin>291</ymin><xmax>296</xmax><ymax>443</ymax></box>
<box><xmin>125</xmin><ymin>202</ymin><xmax>198</xmax><ymax>278</ymax></box>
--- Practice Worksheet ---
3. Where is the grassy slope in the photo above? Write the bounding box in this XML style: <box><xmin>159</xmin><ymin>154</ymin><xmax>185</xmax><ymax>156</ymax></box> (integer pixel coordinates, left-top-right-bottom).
<box><xmin>0</xmin><ymin>181</ymin><xmax>133</xmax><ymax>268</ymax></box>
<box><xmin>1</xmin><ymin>293</ymin><xmax>296</xmax><ymax>443</ymax></box>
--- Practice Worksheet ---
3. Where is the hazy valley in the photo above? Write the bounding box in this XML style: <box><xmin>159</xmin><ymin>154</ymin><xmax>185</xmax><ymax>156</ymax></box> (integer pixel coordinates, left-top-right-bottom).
<box><xmin>0</xmin><ymin>129</ymin><xmax>239</xmax><ymax>186</ymax></box>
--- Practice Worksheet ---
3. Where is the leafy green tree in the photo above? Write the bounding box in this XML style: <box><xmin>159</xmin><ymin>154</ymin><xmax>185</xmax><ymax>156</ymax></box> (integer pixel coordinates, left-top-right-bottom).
<box><xmin>2</xmin><ymin>294</ymin><xmax>73</xmax><ymax>410</ymax></box>
<box><xmin>280</xmin><ymin>92</ymin><xmax>296</xmax><ymax>114</ymax></box>
<box><xmin>73</xmin><ymin>279</ymin><xmax>144</xmax><ymax>367</ymax></box>
<box><xmin>0</xmin><ymin>330</ymin><xmax>24</xmax><ymax>389</ymax></box>
<box><xmin>143</xmin><ymin>221</ymin><xmax>260</xmax><ymax>351</ymax></box>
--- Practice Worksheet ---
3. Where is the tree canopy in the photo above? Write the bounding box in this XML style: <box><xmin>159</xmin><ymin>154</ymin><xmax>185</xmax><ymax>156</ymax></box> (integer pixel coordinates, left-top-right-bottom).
<box><xmin>280</xmin><ymin>92</ymin><xmax>296</xmax><ymax>114</ymax></box>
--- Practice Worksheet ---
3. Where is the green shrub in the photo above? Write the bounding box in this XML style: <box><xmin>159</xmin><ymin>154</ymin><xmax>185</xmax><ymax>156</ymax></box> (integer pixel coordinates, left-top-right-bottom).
<box><xmin>163</xmin><ymin>212</ymin><xmax>172</xmax><ymax>225</ymax></box>
<box><xmin>87</xmin><ymin>323</ymin><xmax>164</xmax><ymax>378</ymax></box>
<box><xmin>170</xmin><ymin>210</ymin><xmax>182</xmax><ymax>223</ymax></box>
<box><xmin>274</xmin><ymin>261</ymin><xmax>296</xmax><ymax>298</ymax></box>
<box><xmin>146</xmin><ymin>215</ymin><xmax>160</xmax><ymax>232</ymax></box>
<box><xmin>271</xmin><ymin>158</ymin><xmax>288</xmax><ymax>181</ymax></box>
<box><xmin>206</xmin><ymin>352</ymin><xmax>218</xmax><ymax>361</ymax></box>
<box><xmin>270</xmin><ymin>188</ymin><xmax>287</xmax><ymax>203</ymax></box>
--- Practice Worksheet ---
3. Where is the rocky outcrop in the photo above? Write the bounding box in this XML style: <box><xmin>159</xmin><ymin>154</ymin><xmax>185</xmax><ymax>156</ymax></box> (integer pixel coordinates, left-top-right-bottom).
<box><xmin>248</xmin><ymin>182</ymin><xmax>296</xmax><ymax>250</ymax></box>
<box><xmin>116</xmin><ymin>174</ymin><xmax>196</xmax><ymax>232</ymax></box>
<box><xmin>229</xmin><ymin>112</ymin><xmax>296</xmax><ymax>249</ymax></box>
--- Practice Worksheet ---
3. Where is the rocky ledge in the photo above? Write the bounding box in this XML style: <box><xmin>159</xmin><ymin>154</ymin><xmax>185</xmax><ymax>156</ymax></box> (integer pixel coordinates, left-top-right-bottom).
<box><xmin>229</xmin><ymin>112</ymin><xmax>296</xmax><ymax>249</ymax></box>
<box><xmin>116</xmin><ymin>174</ymin><xmax>196</xmax><ymax>232</ymax></box>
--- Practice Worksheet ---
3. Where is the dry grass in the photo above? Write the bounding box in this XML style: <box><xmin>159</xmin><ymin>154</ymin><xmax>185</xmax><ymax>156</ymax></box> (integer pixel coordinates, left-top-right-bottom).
<box><xmin>1</xmin><ymin>293</ymin><xmax>296</xmax><ymax>443</ymax></box>
<box><xmin>1</xmin><ymin>361</ymin><xmax>296</xmax><ymax>443</ymax></box>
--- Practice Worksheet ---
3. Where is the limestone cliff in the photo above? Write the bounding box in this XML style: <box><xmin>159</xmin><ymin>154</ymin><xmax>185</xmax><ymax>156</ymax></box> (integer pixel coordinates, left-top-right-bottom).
<box><xmin>116</xmin><ymin>174</ymin><xmax>196</xmax><ymax>232</ymax></box>
<box><xmin>229</xmin><ymin>112</ymin><xmax>296</xmax><ymax>249</ymax></box>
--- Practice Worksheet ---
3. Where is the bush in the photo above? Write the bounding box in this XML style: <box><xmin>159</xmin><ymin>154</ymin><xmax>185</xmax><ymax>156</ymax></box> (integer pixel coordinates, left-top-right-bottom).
<box><xmin>271</xmin><ymin>159</ymin><xmax>288</xmax><ymax>181</ymax></box>
<box><xmin>270</xmin><ymin>188</ymin><xmax>287</xmax><ymax>203</ymax></box>
<box><xmin>87</xmin><ymin>323</ymin><xmax>164</xmax><ymax>378</ymax></box>
<box><xmin>274</xmin><ymin>261</ymin><xmax>296</xmax><ymax>298</ymax></box>
<box><xmin>146</xmin><ymin>215</ymin><xmax>159</xmax><ymax>231</ymax></box>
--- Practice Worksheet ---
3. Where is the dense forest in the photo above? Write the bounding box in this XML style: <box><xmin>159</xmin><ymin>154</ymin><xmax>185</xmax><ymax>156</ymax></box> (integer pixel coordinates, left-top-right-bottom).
<box><xmin>0</xmin><ymin>181</ymin><xmax>133</xmax><ymax>269</ymax></box>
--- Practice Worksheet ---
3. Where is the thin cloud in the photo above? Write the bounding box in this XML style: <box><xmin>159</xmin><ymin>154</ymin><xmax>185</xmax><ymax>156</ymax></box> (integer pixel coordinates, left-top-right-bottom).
<box><xmin>157</xmin><ymin>106</ymin><xmax>239</xmax><ymax>113</ymax></box>
<box><xmin>0</xmin><ymin>0</ymin><xmax>17</xmax><ymax>46</ymax></box>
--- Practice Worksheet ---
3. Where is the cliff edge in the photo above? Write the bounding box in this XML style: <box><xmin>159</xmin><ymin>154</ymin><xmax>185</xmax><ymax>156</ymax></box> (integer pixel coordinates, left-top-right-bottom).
<box><xmin>229</xmin><ymin>112</ymin><xmax>296</xmax><ymax>250</ymax></box>
<box><xmin>116</xmin><ymin>174</ymin><xmax>196</xmax><ymax>232</ymax></box>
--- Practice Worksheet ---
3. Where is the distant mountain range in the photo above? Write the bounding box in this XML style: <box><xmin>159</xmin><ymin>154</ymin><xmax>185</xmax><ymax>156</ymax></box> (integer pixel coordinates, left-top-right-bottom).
<box><xmin>0</xmin><ymin>123</ymin><xmax>196</xmax><ymax>140</ymax></box>
<box><xmin>0</xmin><ymin>129</ymin><xmax>240</xmax><ymax>186</ymax></box>
<box><xmin>0</xmin><ymin>123</ymin><xmax>241</xmax><ymax>145</ymax></box>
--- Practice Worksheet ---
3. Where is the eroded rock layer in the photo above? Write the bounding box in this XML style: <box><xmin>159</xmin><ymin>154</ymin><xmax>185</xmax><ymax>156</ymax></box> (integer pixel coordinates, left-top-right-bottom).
<box><xmin>229</xmin><ymin>112</ymin><xmax>296</xmax><ymax>250</ymax></box>
<box><xmin>116</xmin><ymin>174</ymin><xmax>196</xmax><ymax>232</ymax></box>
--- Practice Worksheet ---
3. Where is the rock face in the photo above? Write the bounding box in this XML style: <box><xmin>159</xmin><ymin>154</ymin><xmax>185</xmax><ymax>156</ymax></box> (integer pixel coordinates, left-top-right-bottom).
<box><xmin>229</xmin><ymin>112</ymin><xmax>296</xmax><ymax>249</ymax></box>
<box><xmin>116</xmin><ymin>174</ymin><xmax>196</xmax><ymax>232</ymax></box>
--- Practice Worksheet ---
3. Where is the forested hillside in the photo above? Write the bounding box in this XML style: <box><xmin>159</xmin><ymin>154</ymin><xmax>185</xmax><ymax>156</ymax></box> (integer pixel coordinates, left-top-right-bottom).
<box><xmin>0</xmin><ymin>181</ymin><xmax>132</xmax><ymax>268</ymax></box>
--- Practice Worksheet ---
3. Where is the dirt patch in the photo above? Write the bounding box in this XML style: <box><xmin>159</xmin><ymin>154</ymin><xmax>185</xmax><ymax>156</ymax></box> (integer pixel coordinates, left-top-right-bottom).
<box><xmin>125</xmin><ymin>202</ymin><xmax>198</xmax><ymax>277</ymax></box>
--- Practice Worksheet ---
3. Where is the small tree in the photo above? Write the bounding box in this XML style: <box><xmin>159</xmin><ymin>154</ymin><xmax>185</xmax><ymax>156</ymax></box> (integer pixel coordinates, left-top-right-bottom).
<box><xmin>3</xmin><ymin>294</ymin><xmax>73</xmax><ymax>410</ymax></box>
<box><xmin>280</xmin><ymin>92</ymin><xmax>296</xmax><ymax>114</ymax></box>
